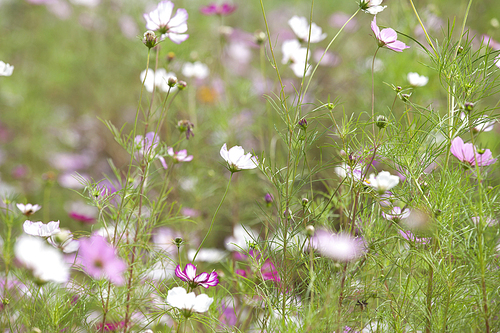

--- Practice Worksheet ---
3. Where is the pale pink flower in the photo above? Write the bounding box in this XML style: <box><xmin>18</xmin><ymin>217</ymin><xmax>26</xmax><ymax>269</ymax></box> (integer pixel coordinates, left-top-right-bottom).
<box><xmin>78</xmin><ymin>234</ymin><xmax>127</xmax><ymax>285</ymax></box>
<box><xmin>450</xmin><ymin>137</ymin><xmax>497</xmax><ymax>167</ymax></box>
<box><xmin>167</xmin><ymin>147</ymin><xmax>193</xmax><ymax>163</ymax></box>
<box><xmin>16</xmin><ymin>203</ymin><xmax>41</xmax><ymax>216</ymax></box>
<box><xmin>311</xmin><ymin>230</ymin><xmax>365</xmax><ymax>262</ymax></box>
<box><xmin>398</xmin><ymin>230</ymin><xmax>430</xmax><ymax>244</ymax></box>
<box><xmin>200</xmin><ymin>3</ymin><xmax>236</xmax><ymax>16</ymax></box>
<box><xmin>288</xmin><ymin>15</ymin><xmax>326</xmax><ymax>43</ymax></box>
<box><xmin>135</xmin><ymin>132</ymin><xmax>168</xmax><ymax>169</ymax></box>
<box><xmin>143</xmin><ymin>1</ymin><xmax>188</xmax><ymax>44</ymax></box>
<box><xmin>371</xmin><ymin>17</ymin><xmax>409</xmax><ymax>52</ymax></box>
<box><xmin>382</xmin><ymin>206</ymin><xmax>410</xmax><ymax>221</ymax></box>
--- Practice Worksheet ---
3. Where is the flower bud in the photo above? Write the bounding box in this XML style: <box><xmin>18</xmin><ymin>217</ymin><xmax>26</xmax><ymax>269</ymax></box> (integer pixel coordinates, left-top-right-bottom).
<box><xmin>434</xmin><ymin>209</ymin><xmax>442</xmax><ymax>217</ymax></box>
<box><xmin>376</xmin><ymin>115</ymin><xmax>388</xmax><ymax>129</ymax></box>
<box><xmin>254</xmin><ymin>30</ymin><xmax>266</xmax><ymax>45</ymax></box>
<box><xmin>177</xmin><ymin>119</ymin><xmax>194</xmax><ymax>139</ymax></box>
<box><xmin>142</xmin><ymin>30</ymin><xmax>158</xmax><ymax>49</ymax></box>
<box><xmin>177</xmin><ymin>80</ymin><xmax>187</xmax><ymax>90</ymax></box>
<box><xmin>301</xmin><ymin>198</ymin><xmax>309</xmax><ymax>207</ymax></box>
<box><xmin>327</xmin><ymin>102</ymin><xmax>335</xmax><ymax>110</ymax></box>
<box><xmin>339</xmin><ymin>149</ymin><xmax>346</xmax><ymax>157</ymax></box>
<box><xmin>464</xmin><ymin>102</ymin><xmax>474</xmax><ymax>112</ymax></box>
<box><xmin>400</xmin><ymin>93</ymin><xmax>411</xmax><ymax>102</ymax></box>
<box><xmin>457</xmin><ymin>46</ymin><xmax>464</xmax><ymax>55</ymax></box>
<box><xmin>396</xmin><ymin>86</ymin><xmax>402</xmax><ymax>92</ymax></box>
<box><xmin>264</xmin><ymin>193</ymin><xmax>273</xmax><ymax>207</ymax></box>
<box><xmin>305</xmin><ymin>225</ymin><xmax>315</xmax><ymax>237</ymax></box>
<box><xmin>298</xmin><ymin>118</ymin><xmax>308</xmax><ymax>130</ymax></box>
<box><xmin>477</xmin><ymin>148</ymin><xmax>486</xmax><ymax>155</ymax></box>
<box><xmin>168</xmin><ymin>76</ymin><xmax>178</xmax><ymax>87</ymax></box>
<box><xmin>174</xmin><ymin>237</ymin><xmax>183</xmax><ymax>247</ymax></box>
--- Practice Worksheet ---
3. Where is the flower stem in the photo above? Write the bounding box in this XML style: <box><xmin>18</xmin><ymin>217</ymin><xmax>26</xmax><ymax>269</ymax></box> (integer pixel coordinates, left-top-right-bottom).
<box><xmin>371</xmin><ymin>47</ymin><xmax>380</xmax><ymax>136</ymax></box>
<box><xmin>192</xmin><ymin>172</ymin><xmax>233</xmax><ymax>261</ymax></box>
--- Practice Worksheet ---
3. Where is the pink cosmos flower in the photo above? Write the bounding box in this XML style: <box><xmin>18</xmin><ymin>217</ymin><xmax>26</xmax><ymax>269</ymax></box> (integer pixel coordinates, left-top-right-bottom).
<box><xmin>143</xmin><ymin>1</ymin><xmax>189</xmax><ymax>44</ymax></box>
<box><xmin>450</xmin><ymin>137</ymin><xmax>497</xmax><ymax>167</ymax></box>
<box><xmin>382</xmin><ymin>206</ymin><xmax>410</xmax><ymax>222</ymax></box>
<box><xmin>78</xmin><ymin>234</ymin><xmax>127</xmax><ymax>285</ymax></box>
<box><xmin>311</xmin><ymin>230</ymin><xmax>366</xmax><ymax>262</ymax></box>
<box><xmin>398</xmin><ymin>230</ymin><xmax>429</xmax><ymax>244</ymax></box>
<box><xmin>167</xmin><ymin>147</ymin><xmax>193</xmax><ymax>163</ymax></box>
<box><xmin>175</xmin><ymin>263</ymin><xmax>219</xmax><ymax>288</ymax></box>
<box><xmin>200</xmin><ymin>3</ymin><xmax>236</xmax><ymax>16</ymax></box>
<box><xmin>261</xmin><ymin>260</ymin><xmax>280</xmax><ymax>282</ymax></box>
<box><xmin>371</xmin><ymin>17</ymin><xmax>409</xmax><ymax>52</ymax></box>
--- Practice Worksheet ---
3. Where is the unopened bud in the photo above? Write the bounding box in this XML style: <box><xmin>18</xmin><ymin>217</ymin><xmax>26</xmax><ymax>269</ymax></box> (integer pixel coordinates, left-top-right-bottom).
<box><xmin>174</xmin><ymin>237</ymin><xmax>183</xmax><ymax>247</ymax></box>
<box><xmin>301</xmin><ymin>198</ymin><xmax>309</xmax><ymax>207</ymax></box>
<box><xmin>477</xmin><ymin>148</ymin><xmax>486</xmax><ymax>154</ymax></box>
<box><xmin>142</xmin><ymin>30</ymin><xmax>158</xmax><ymax>49</ymax></box>
<box><xmin>177</xmin><ymin>80</ymin><xmax>187</xmax><ymax>90</ymax></box>
<box><xmin>464</xmin><ymin>102</ymin><xmax>474</xmax><ymax>112</ymax></box>
<box><xmin>339</xmin><ymin>149</ymin><xmax>346</xmax><ymax>157</ymax></box>
<box><xmin>305</xmin><ymin>225</ymin><xmax>315</xmax><ymax>237</ymax></box>
<box><xmin>434</xmin><ymin>209</ymin><xmax>442</xmax><ymax>217</ymax></box>
<box><xmin>457</xmin><ymin>46</ymin><xmax>464</xmax><ymax>55</ymax></box>
<box><xmin>168</xmin><ymin>76</ymin><xmax>178</xmax><ymax>87</ymax></box>
<box><xmin>396</xmin><ymin>86</ymin><xmax>402</xmax><ymax>92</ymax></box>
<box><xmin>400</xmin><ymin>93</ymin><xmax>411</xmax><ymax>102</ymax></box>
<box><xmin>298</xmin><ymin>118</ymin><xmax>308</xmax><ymax>130</ymax></box>
<box><xmin>264</xmin><ymin>193</ymin><xmax>274</xmax><ymax>206</ymax></box>
<box><xmin>376</xmin><ymin>115</ymin><xmax>388</xmax><ymax>129</ymax></box>
<box><xmin>254</xmin><ymin>30</ymin><xmax>266</xmax><ymax>44</ymax></box>
<box><xmin>327</xmin><ymin>102</ymin><xmax>335</xmax><ymax>110</ymax></box>
<box><xmin>177</xmin><ymin>119</ymin><xmax>194</xmax><ymax>139</ymax></box>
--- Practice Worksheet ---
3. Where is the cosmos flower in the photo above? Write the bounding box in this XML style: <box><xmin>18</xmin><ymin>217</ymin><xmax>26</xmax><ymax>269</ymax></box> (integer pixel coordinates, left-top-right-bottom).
<box><xmin>398</xmin><ymin>230</ymin><xmax>430</xmax><ymax>244</ymax></box>
<box><xmin>167</xmin><ymin>147</ymin><xmax>193</xmax><ymax>163</ymax></box>
<box><xmin>23</xmin><ymin>220</ymin><xmax>60</xmax><ymax>238</ymax></box>
<box><xmin>143</xmin><ymin>0</ymin><xmax>189</xmax><ymax>44</ymax></box>
<box><xmin>200</xmin><ymin>3</ymin><xmax>237</xmax><ymax>16</ymax></box>
<box><xmin>288</xmin><ymin>15</ymin><xmax>327</xmax><ymax>43</ymax></box>
<box><xmin>450</xmin><ymin>137</ymin><xmax>497</xmax><ymax>167</ymax></box>
<box><xmin>281</xmin><ymin>39</ymin><xmax>311</xmax><ymax>77</ymax></box>
<box><xmin>381</xmin><ymin>206</ymin><xmax>410</xmax><ymax>222</ymax></box>
<box><xmin>16</xmin><ymin>203</ymin><xmax>41</xmax><ymax>216</ymax></box>
<box><xmin>0</xmin><ymin>61</ymin><xmax>14</xmax><ymax>76</ymax></box>
<box><xmin>220</xmin><ymin>143</ymin><xmax>258</xmax><ymax>172</ymax></box>
<box><xmin>407</xmin><ymin>72</ymin><xmax>428</xmax><ymax>87</ymax></box>
<box><xmin>166</xmin><ymin>287</ymin><xmax>213</xmax><ymax>315</ymax></box>
<box><xmin>175</xmin><ymin>263</ymin><xmax>219</xmax><ymax>288</ymax></box>
<box><xmin>140</xmin><ymin>68</ymin><xmax>177</xmax><ymax>93</ymax></box>
<box><xmin>182</xmin><ymin>61</ymin><xmax>209</xmax><ymax>80</ymax></box>
<box><xmin>15</xmin><ymin>235</ymin><xmax>70</xmax><ymax>284</ymax></box>
<box><xmin>311</xmin><ymin>230</ymin><xmax>365</xmax><ymax>262</ymax></box>
<box><xmin>359</xmin><ymin>0</ymin><xmax>386</xmax><ymax>14</ymax></box>
<box><xmin>371</xmin><ymin>17</ymin><xmax>409</xmax><ymax>52</ymax></box>
<box><xmin>460</xmin><ymin>113</ymin><xmax>496</xmax><ymax>133</ymax></box>
<box><xmin>366</xmin><ymin>171</ymin><xmax>400</xmax><ymax>193</ymax></box>
<box><xmin>135</xmin><ymin>132</ymin><xmax>168</xmax><ymax>169</ymax></box>
<box><xmin>78</xmin><ymin>234</ymin><xmax>127</xmax><ymax>285</ymax></box>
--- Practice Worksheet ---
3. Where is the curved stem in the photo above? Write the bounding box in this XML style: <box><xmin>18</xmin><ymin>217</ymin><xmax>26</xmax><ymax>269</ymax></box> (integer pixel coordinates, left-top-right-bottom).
<box><xmin>192</xmin><ymin>172</ymin><xmax>233</xmax><ymax>261</ymax></box>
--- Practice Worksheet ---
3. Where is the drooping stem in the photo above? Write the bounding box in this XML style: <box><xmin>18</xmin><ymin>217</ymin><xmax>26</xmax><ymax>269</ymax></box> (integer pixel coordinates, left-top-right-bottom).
<box><xmin>192</xmin><ymin>172</ymin><xmax>233</xmax><ymax>261</ymax></box>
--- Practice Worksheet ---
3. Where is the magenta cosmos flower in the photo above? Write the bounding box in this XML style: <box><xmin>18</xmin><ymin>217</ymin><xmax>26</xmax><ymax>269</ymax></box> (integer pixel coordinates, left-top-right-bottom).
<box><xmin>200</xmin><ymin>3</ymin><xmax>236</xmax><ymax>16</ymax></box>
<box><xmin>371</xmin><ymin>17</ymin><xmax>409</xmax><ymax>52</ymax></box>
<box><xmin>175</xmin><ymin>263</ymin><xmax>219</xmax><ymax>289</ymax></box>
<box><xmin>450</xmin><ymin>137</ymin><xmax>497</xmax><ymax>167</ymax></box>
<box><xmin>143</xmin><ymin>1</ymin><xmax>189</xmax><ymax>44</ymax></box>
<box><xmin>78</xmin><ymin>234</ymin><xmax>127</xmax><ymax>285</ymax></box>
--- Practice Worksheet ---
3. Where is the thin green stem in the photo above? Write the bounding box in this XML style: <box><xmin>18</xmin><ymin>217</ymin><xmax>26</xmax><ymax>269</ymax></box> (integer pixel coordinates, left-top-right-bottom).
<box><xmin>192</xmin><ymin>172</ymin><xmax>233</xmax><ymax>261</ymax></box>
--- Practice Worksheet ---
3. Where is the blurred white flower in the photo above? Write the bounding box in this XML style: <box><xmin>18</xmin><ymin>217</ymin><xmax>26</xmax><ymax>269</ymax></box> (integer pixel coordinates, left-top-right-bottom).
<box><xmin>311</xmin><ymin>230</ymin><xmax>365</xmax><ymax>262</ymax></box>
<box><xmin>360</xmin><ymin>0</ymin><xmax>386</xmax><ymax>15</ymax></box>
<box><xmin>15</xmin><ymin>235</ymin><xmax>70</xmax><ymax>283</ymax></box>
<box><xmin>23</xmin><ymin>220</ymin><xmax>60</xmax><ymax>238</ymax></box>
<box><xmin>182</xmin><ymin>61</ymin><xmax>209</xmax><ymax>80</ymax></box>
<box><xmin>0</xmin><ymin>61</ymin><xmax>14</xmax><ymax>76</ymax></box>
<box><xmin>407</xmin><ymin>72</ymin><xmax>429</xmax><ymax>87</ymax></box>
<box><xmin>281</xmin><ymin>40</ymin><xmax>311</xmax><ymax>77</ymax></box>
<box><xmin>367</xmin><ymin>171</ymin><xmax>399</xmax><ymax>193</ymax></box>
<box><xmin>288</xmin><ymin>16</ymin><xmax>326</xmax><ymax>43</ymax></box>
<box><xmin>140</xmin><ymin>68</ymin><xmax>177</xmax><ymax>93</ymax></box>
<box><xmin>225</xmin><ymin>224</ymin><xmax>259</xmax><ymax>251</ymax></box>
<box><xmin>460</xmin><ymin>113</ymin><xmax>496</xmax><ymax>132</ymax></box>
<box><xmin>16</xmin><ymin>203</ymin><xmax>41</xmax><ymax>216</ymax></box>
<box><xmin>220</xmin><ymin>143</ymin><xmax>258</xmax><ymax>172</ymax></box>
<box><xmin>48</xmin><ymin>229</ymin><xmax>80</xmax><ymax>253</ymax></box>
<box><xmin>187</xmin><ymin>248</ymin><xmax>227</xmax><ymax>262</ymax></box>
<box><xmin>166</xmin><ymin>287</ymin><xmax>213</xmax><ymax>314</ymax></box>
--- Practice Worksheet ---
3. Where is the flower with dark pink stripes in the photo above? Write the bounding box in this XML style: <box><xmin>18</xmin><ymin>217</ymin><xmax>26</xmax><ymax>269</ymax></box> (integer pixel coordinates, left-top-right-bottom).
<box><xmin>175</xmin><ymin>263</ymin><xmax>219</xmax><ymax>289</ymax></box>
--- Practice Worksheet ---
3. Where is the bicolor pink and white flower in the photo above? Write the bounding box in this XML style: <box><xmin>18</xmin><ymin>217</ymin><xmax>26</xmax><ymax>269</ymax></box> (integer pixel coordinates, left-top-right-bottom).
<box><xmin>288</xmin><ymin>15</ymin><xmax>327</xmax><ymax>43</ymax></box>
<box><xmin>371</xmin><ymin>17</ymin><xmax>409</xmax><ymax>52</ymax></box>
<box><xmin>143</xmin><ymin>0</ymin><xmax>189</xmax><ymax>44</ymax></box>
<box><xmin>175</xmin><ymin>263</ymin><xmax>219</xmax><ymax>288</ymax></box>
<box><xmin>166</xmin><ymin>287</ymin><xmax>213</xmax><ymax>315</ymax></box>
<box><xmin>450</xmin><ymin>137</ymin><xmax>497</xmax><ymax>167</ymax></box>
<box><xmin>167</xmin><ymin>147</ymin><xmax>193</xmax><ymax>163</ymax></box>
<box><xmin>220</xmin><ymin>143</ymin><xmax>258</xmax><ymax>172</ymax></box>
<box><xmin>23</xmin><ymin>220</ymin><xmax>60</xmax><ymax>238</ymax></box>
<box><xmin>360</xmin><ymin>0</ymin><xmax>386</xmax><ymax>15</ymax></box>
<box><xmin>17</xmin><ymin>203</ymin><xmax>41</xmax><ymax>216</ymax></box>
<box><xmin>78</xmin><ymin>234</ymin><xmax>127</xmax><ymax>285</ymax></box>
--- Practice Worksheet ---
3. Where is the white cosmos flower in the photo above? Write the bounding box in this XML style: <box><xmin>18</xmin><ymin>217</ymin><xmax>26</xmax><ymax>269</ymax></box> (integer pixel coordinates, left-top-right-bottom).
<box><xmin>15</xmin><ymin>235</ymin><xmax>70</xmax><ymax>284</ymax></box>
<box><xmin>23</xmin><ymin>220</ymin><xmax>60</xmax><ymax>238</ymax></box>
<box><xmin>460</xmin><ymin>113</ymin><xmax>496</xmax><ymax>132</ymax></box>
<box><xmin>16</xmin><ymin>203</ymin><xmax>41</xmax><ymax>216</ymax></box>
<box><xmin>220</xmin><ymin>143</ymin><xmax>258</xmax><ymax>172</ymax></box>
<box><xmin>282</xmin><ymin>40</ymin><xmax>311</xmax><ymax>77</ymax></box>
<box><xmin>182</xmin><ymin>61</ymin><xmax>209</xmax><ymax>80</ymax></box>
<box><xmin>288</xmin><ymin>16</ymin><xmax>327</xmax><ymax>43</ymax></box>
<box><xmin>360</xmin><ymin>0</ymin><xmax>387</xmax><ymax>15</ymax></box>
<box><xmin>407</xmin><ymin>72</ymin><xmax>429</xmax><ymax>87</ymax></box>
<box><xmin>166</xmin><ymin>287</ymin><xmax>213</xmax><ymax>314</ymax></box>
<box><xmin>367</xmin><ymin>171</ymin><xmax>399</xmax><ymax>193</ymax></box>
<box><xmin>225</xmin><ymin>224</ymin><xmax>260</xmax><ymax>251</ymax></box>
<box><xmin>140</xmin><ymin>68</ymin><xmax>177</xmax><ymax>93</ymax></box>
<box><xmin>0</xmin><ymin>61</ymin><xmax>14</xmax><ymax>76</ymax></box>
<box><xmin>143</xmin><ymin>0</ymin><xmax>189</xmax><ymax>44</ymax></box>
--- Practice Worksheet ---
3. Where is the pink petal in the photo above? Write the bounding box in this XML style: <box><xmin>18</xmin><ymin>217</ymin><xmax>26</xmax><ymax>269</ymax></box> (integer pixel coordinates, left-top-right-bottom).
<box><xmin>386</xmin><ymin>40</ymin><xmax>410</xmax><ymax>52</ymax></box>
<box><xmin>379</xmin><ymin>28</ymin><xmax>397</xmax><ymax>44</ymax></box>
<box><xmin>168</xmin><ymin>8</ymin><xmax>188</xmax><ymax>28</ymax></box>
